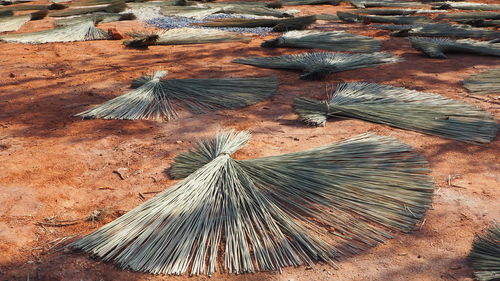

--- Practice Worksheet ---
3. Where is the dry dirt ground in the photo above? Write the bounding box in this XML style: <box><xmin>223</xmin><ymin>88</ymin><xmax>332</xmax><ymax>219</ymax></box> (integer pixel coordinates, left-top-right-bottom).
<box><xmin>0</xmin><ymin>1</ymin><xmax>499</xmax><ymax>280</ymax></box>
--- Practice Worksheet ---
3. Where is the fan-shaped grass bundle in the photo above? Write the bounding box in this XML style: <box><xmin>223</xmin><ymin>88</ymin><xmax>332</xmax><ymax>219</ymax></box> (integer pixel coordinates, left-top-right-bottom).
<box><xmin>49</xmin><ymin>1</ymin><xmax>126</xmax><ymax>17</ymax></box>
<box><xmin>194</xmin><ymin>15</ymin><xmax>316</xmax><ymax>32</ymax></box>
<box><xmin>160</xmin><ymin>5</ymin><xmax>291</xmax><ymax>19</ymax></box>
<box><xmin>432</xmin><ymin>1</ymin><xmax>500</xmax><ymax>11</ymax></box>
<box><xmin>0</xmin><ymin>19</ymin><xmax>112</xmax><ymax>43</ymax></box>
<box><xmin>354</xmin><ymin>8</ymin><xmax>444</xmax><ymax>15</ymax></box>
<box><xmin>75</xmin><ymin>71</ymin><xmax>278</xmax><ymax>121</ymax></box>
<box><xmin>71</xmin><ymin>129</ymin><xmax>434</xmax><ymax>275</ymax></box>
<box><xmin>463</xmin><ymin>68</ymin><xmax>500</xmax><ymax>95</ymax></box>
<box><xmin>233</xmin><ymin>52</ymin><xmax>402</xmax><ymax>80</ymax></box>
<box><xmin>124</xmin><ymin>28</ymin><xmax>251</xmax><ymax>48</ymax></box>
<box><xmin>53</xmin><ymin>12</ymin><xmax>136</xmax><ymax>26</ymax></box>
<box><xmin>377</xmin><ymin>23</ymin><xmax>500</xmax><ymax>39</ymax></box>
<box><xmin>261</xmin><ymin>30</ymin><xmax>381</xmax><ymax>52</ymax></box>
<box><xmin>282</xmin><ymin>0</ymin><xmax>340</xmax><ymax>5</ymax></box>
<box><xmin>349</xmin><ymin>0</ymin><xmax>423</xmax><ymax>8</ymax></box>
<box><xmin>469</xmin><ymin>223</ymin><xmax>500</xmax><ymax>281</ymax></box>
<box><xmin>409</xmin><ymin>37</ymin><xmax>500</xmax><ymax>58</ymax></box>
<box><xmin>0</xmin><ymin>14</ymin><xmax>30</xmax><ymax>32</ymax></box>
<box><xmin>338</xmin><ymin>11</ymin><xmax>430</xmax><ymax>24</ymax></box>
<box><xmin>294</xmin><ymin>82</ymin><xmax>497</xmax><ymax>144</ymax></box>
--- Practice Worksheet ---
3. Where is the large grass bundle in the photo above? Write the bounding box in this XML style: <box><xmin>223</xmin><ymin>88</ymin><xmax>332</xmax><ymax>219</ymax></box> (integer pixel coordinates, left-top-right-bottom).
<box><xmin>293</xmin><ymin>82</ymin><xmax>497</xmax><ymax>144</ymax></box>
<box><xmin>49</xmin><ymin>1</ymin><xmax>126</xmax><ymax>17</ymax></box>
<box><xmin>124</xmin><ymin>28</ymin><xmax>251</xmax><ymax>48</ymax></box>
<box><xmin>0</xmin><ymin>2</ymin><xmax>65</xmax><ymax>11</ymax></box>
<box><xmin>71</xmin><ymin>129</ymin><xmax>434</xmax><ymax>275</ymax></box>
<box><xmin>337</xmin><ymin>11</ymin><xmax>430</xmax><ymax>24</ymax></box>
<box><xmin>432</xmin><ymin>1</ymin><xmax>500</xmax><ymax>11</ymax></box>
<box><xmin>160</xmin><ymin>6</ymin><xmax>222</xmax><ymax>19</ymax></box>
<box><xmin>53</xmin><ymin>12</ymin><xmax>136</xmax><ymax>26</ymax></box>
<box><xmin>75</xmin><ymin>71</ymin><xmax>278</xmax><ymax>121</ymax></box>
<box><xmin>469</xmin><ymin>223</ymin><xmax>500</xmax><ymax>281</ymax></box>
<box><xmin>218</xmin><ymin>5</ymin><xmax>292</xmax><ymax>18</ymax></box>
<box><xmin>0</xmin><ymin>19</ymin><xmax>112</xmax><ymax>43</ymax></box>
<box><xmin>437</xmin><ymin>11</ymin><xmax>500</xmax><ymax>21</ymax></box>
<box><xmin>0</xmin><ymin>14</ymin><xmax>30</xmax><ymax>32</ymax></box>
<box><xmin>261</xmin><ymin>30</ymin><xmax>381</xmax><ymax>52</ymax></box>
<box><xmin>354</xmin><ymin>8</ymin><xmax>444</xmax><ymax>15</ymax></box>
<box><xmin>349</xmin><ymin>0</ymin><xmax>424</xmax><ymax>8</ymax></box>
<box><xmin>194</xmin><ymin>15</ymin><xmax>316</xmax><ymax>32</ymax></box>
<box><xmin>233</xmin><ymin>52</ymin><xmax>402</xmax><ymax>80</ymax></box>
<box><xmin>282</xmin><ymin>0</ymin><xmax>340</xmax><ymax>5</ymax></box>
<box><xmin>463</xmin><ymin>68</ymin><xmax>500</xmax><ymax>95</ymax></box>
<box><xmin>376</xmin><ymin>23</ymin><xmax>500</xmax><ymax>39</ymax></box>
<box><xmin>409</xmin><ymin>37</ymin><xmax>500</xmax><ymax>59</ymax></box>
<box><xmin>160</xmin><ymin>5</ymin><xmax>291</xmax><ymax>19</ymax></box>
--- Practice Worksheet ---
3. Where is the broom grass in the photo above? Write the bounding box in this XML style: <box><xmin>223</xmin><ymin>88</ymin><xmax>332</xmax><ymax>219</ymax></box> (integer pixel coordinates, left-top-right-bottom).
<box><xmin>282</xmin><ymin>0</ymin><xmax>340</xmax><ymax>5</ymax></box>
<box><xmin>49</xmin><ymin>1</ymin><xmax>126</xmax><ymax>17</ymax></box>
<box><xmin>353</xmin><ymin>8</ymin><xmax>444</xmax><ymax>15</ymax></box>
<box><xmin>463</xmin><ymin>68</ymin><xmax>500</xmax><ymax>95</ymax></box>
<box><xmin>233</xmin><ymin>52</ymin><xmax>402</xmax><ymax>80</ymax></box>
<box><xmin>455</xmin><ymin>19</ymin><xmax>500</xmax><ymax>27</ymax></box>
<box><xmin>53</xmin><ymin>12</ymin><xmax>136</xmax><ymax>26</ymax></box>
<box><xmin>0</xmin><ymin>19</ymin><xmax>112</xmax><ymax>43</ymax></box>
<box><xmin>338</xmin><ymin>11</ymin><xmax>431</xmax><ymax>24</ymax></box>
<box><xmin>409</xmin><ymin>37</ymin><xmax>500</xmax><ymax>59</ymax></box>
<box><xmin>375</xmin><ymin>23</ymin><xmax>500</xmax><ymax>39</ymax></box>
<box><xmin>0</xmin><ymin>2</ymin><xmax>65</xmax><ymax>11</ymax></box>
<box><xmin>261</xmin><ymin>30</ymin><xmax>381</xmax><ymax>52</ymax></box>
<box><xmin>436</xmin><ymin>11</ymin><xmax>500</xmax><ymax>21</ymax></box>
<box><xmin>0</xmin><ymin>14</ymin><xmax>30</xmax><ymax>32</ymax></box>
<box><xmin>124</xmin><ymin>27</ymin><xmax>251</xmax><ymax>48</ymax></box>
<box><xmin>75</xmin><ymin>71</ymin><xmax>278</xmax><ymax>121</ymax></box>
<box><xmin>194</xmin><ymin>15</ymin><xmax>316</xmax><ymax>32</ymax></box>
<box><xmin>293</xmin><ymin>82</ymin><xmax>497</xmax><ymax>144</ymax></box>
<box><xmin>349</xmin><ymin>0</ymin><xmax>424</xmax><ymax>9</ymax></box>
<box><xmin>432</xmin><ymin>1</ymin><xmax>500</xmax><ymax>11</ymax></box>
<box><xmin>71</xmin><ymin>129</ymin><xmax>434</xmax><ymax>275</ymax></box>
<box><xmin>469</xmin><ymin>223</ymin><xmax>500</xmax><ymax>281</ymax></box>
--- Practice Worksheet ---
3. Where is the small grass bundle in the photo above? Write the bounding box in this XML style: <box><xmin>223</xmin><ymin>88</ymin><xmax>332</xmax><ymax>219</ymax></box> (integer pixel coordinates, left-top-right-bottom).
<box><xmin>124</xmin><ymin>28</ymin><xmax>251</xmax><ymax>48</ymax></box>
<box><xmin>261</xmin><ymin>30</ymin><xmax>381</xmax><ymax>52</ymax></box>
<box><xmin>349</xmin><ymin>0</ymin><xmax>424</xmax><ymax>9</ymax></box>
<box><xmin>463</xmin><ymin>68</ymin><xmax>500</xmax><ymax>95</ymax></box>
<box><xmin>282</xmin><ymin>0</ymin><xmax>340</xmax><ymax>5</ymax></box>
<box><xmin>194</xmin><ymin>15</ymin><xmax>316</xmax><ymax>32</ymax></box>
<box><xmin>0</xmin><ymin>14</ymin><xmax>30</xmax><ymax>32</ymax></box>
<box><xmin>354</xmin><ymin>8</ymin><xmax>444</xmax><ymax>15</ymax></box>
<box><xmin>338</xmin><ymin>11</ymin><xmax>430</xmax><ymax>24</ymax></box>
<box><xmin>71</xmin><ymin>129</ymin><xmax>434</xmax><ymax>275</ymax></box>
<box><xmin>432</xmin><ymin>1</ymin><xmax>500</xmax><ymax>11</ymax></box>
<box><xmin>377</xmin><ymin>23</ymin><xmax>500</xmax><ymax>39</ymax></box>
<box><xmin>233</xmin><ymin>52</ymin><xmax>402</xmax><ymax>80</ymax></box>
<box><xmin>293</xmin><ymin>82</ymin><xmax>497</xmax><ymax>144</ymax></box>
<box><xmin>49</xmin><ymin>1</ymin><xmax>126</xmax><ymax>17</ymax></box>
<box><xmin>409</xmin><ymin>37</ymin><xmax>500</xmax><ymax>58</ymax></box>
<box><xmin>75</xmin><ymin>71</ymin><xmax>278</xmax><ymax>121</ymax></box>
<box><xmin>54</xmin><ymin>12</ymin><xmax>136</xmax><ymax>26</ymax></box>
<box><xmin>469</xmin><ymin>223</ymin><xmax>500</xmax><ymax>281</ymax></box>
<box><xmin>0</xmin><ymin>19</ymin><xmax>112</xmax><ymax>43</ymax></box>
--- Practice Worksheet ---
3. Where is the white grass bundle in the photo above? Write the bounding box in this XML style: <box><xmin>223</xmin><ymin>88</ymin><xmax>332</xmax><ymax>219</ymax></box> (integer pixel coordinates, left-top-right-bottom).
<box><xmin>293</xmin><ymin>82</ymin><xmax>497</xmax><ymax>144</ymax></box>
<box><xmin>375</xmin><ymin>23</ymin><xmax>500</xmax><ymax>39</ymax></box>
<box><xmin>338</xmin><ymin>11</ymin><xmax>430</xmax><ymax>24</ymax></box>
<box><xmin>469</xmin><ymin>223</ymin><xmax>500</xmax><ymax>281</ymax></box>
<box><xmin>159</xmin><ymin>5</ymin><xmax>222</xmax><ymax>19</ymax></box>
<box><xmin>233</xmin><ymin>52</ymin><xmax>402</xmax><ymax>80</ymax></box>
<box><xmin>409</xmin><ymin>37</ymin><xmax>500</xmax><ymax>58</ymax></box>
<box><xmin>71</xmin><ymin>130</ymin><xmax>434</xmax><ymax>275</ymax></box>
<box><xmin>75</xmin><ymin>71</ymin><xmax>278</xmax><ymax>121</ymax></box>
<box><xmin>0</xmin><ymin>19</ymin><xmax>111</xmax><ymax>43</ymax></box>
<box><xmin>463</xmin><ymin>68</ymin><xmax>500</xmax><ymax>95</ymax></box>
<box><xmin>261</xmin><ymin>30</ymin><xmax>381</xmax><ymax>52</ymax></box>
<box><xmin>0</xmin><ymin>14</ymin><xmax>30</xmax><ymax>32</ymax></box>
<box><xmin>432</xmin><ymin>1</ymin><xmax>500</xmax><ymax>11</ymax></box>
<box><xmin>54</xmin><ymin>12</ymin><xmax>136</xmax><ymax>26</ymax></box>
<box><xmin>124</xmin><ymin>28</ymin><xmax>250</xmax><ymax>47</ymax></box>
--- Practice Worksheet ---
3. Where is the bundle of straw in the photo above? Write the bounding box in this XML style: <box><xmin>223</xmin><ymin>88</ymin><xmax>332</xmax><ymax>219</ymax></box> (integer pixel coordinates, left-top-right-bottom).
<box><xmin>349</xmin><ymin>0</ymin><xmax>424</xmax><ymax>8</ymax></box>
<box><xmin>469</xmin><ymin>223</ymin><xmax>500</xmax><ymax>281</ymax></box>
<box><xmin>53</xmin><ymin>12</ymin><xmax>136</xmax><ymax>26</ymax></box>
<box><xmin>124</xmin><ymin>27</ymin><xmax>251</xmax><ymax>48</ymax></box>
<box><xmin>463</xmin><ymin>68</ymin><xmax>500</xmax><ymax>95</ymax></box>
<box><xmin>293</xmin><ymin>82</ymin><xmax>497</xmax><ymax>144</ymax></box>
<box><xmin>437</xmin><ymin>11</ymin><xmax>500</xmax><ymax>21</ymax></box>
<box><xmin>49</xmin><ymin>1</ymin><xmax>126</xmax><ymax>17</ymax></box>
<box><xmin>337</xmin><ymin>11</ymin><xmax>431</xmax><ymax>24</ymax></box>
<box><xmin>0</xmin><ymin>14</ymin><xmax>30</xmax><ymax>32</ymax></box>
<box><xmin>0</xmin><ymin>9</ymin><xmax>12</xmax><ymax>17</ymax></box>
<box><xmin>261</xmin><ymin>30</ymin><xmax>381</xmax><ymax>52</ymax></box>
<box><xmin>195</xmin><ymin>15</ymin><xmax>316</xmax><ymax>32</ymax></box>
<box><xmin>0</xmin><ymin>19</ymin><xmax>112</xmax><ymax>43</ymax></box>
<box><xmin>75</xmin><ymin>71</ymin><xmax>278</xmax><ymax>121</ymax></box>
<box><xmin>71</xmin><ymin>130</ymin><xmax>434</xmax><ymax>275</ymax></box>
<box><xmin>0</xmin><ymin>2</ymin><xmax>65</xmax><ymax>11</ymax></box>
<box><xmin>354</xmin><ymin>8</ymin><xmax>444</xmax><ymax>15</ymax></box>
<box><xmin>409</xmin><ymin>37</ymin><xmax>500</xmax><ymax>58</ymax></box>
<box><xmin>432</xmin><ymin>1</ymin><xmax>500</xmax><ymax>11</ymax></box>
<box><xmin>375</xmin><ymin>23</ymin><xmax>500</xmax><ymax>39</ymax></box>
<box><xmin>159</xmin><ymin>6</ymin><xmax>222</xmax><ymax>19</ymax></box>
<box><xmin>233</xmin><ymin>52</ymin><xmax>402</xmax><ymax>80</ymax></box>
<box><xmin>282</xmin><ymin>0</ymin><xmax>340</xmax><ymax>5</ymax></box>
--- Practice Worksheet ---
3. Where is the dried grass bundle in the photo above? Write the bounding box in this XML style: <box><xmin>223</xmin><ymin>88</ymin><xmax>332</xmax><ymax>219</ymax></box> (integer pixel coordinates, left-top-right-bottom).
<box><xmin>338</xmin><ymin>11</ymin><xmax>431</xmax><ymax>24</ymax></box>
<box><xmin>463</xmin><ymin>68</ymin><xmax>500</xmax><ymax>95</ymax></box>
<box><xmin>195</xmin><ymin>15</ymin><xmax>316</xmax><ymax>32</ymax></box>
<box><xmin>469</xmin><ymin>223</ymin><xmax>500</xmax><ymax>281</ymax></box>
<box><xmin>49</xmin><ymin>1</ymin><xmax>126</xmax><ymax>17</ymax></box>
<box><xmin>409</xmin><ymin>37</ymin><xmax>500</xmax><ymax>58</ymax></box>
